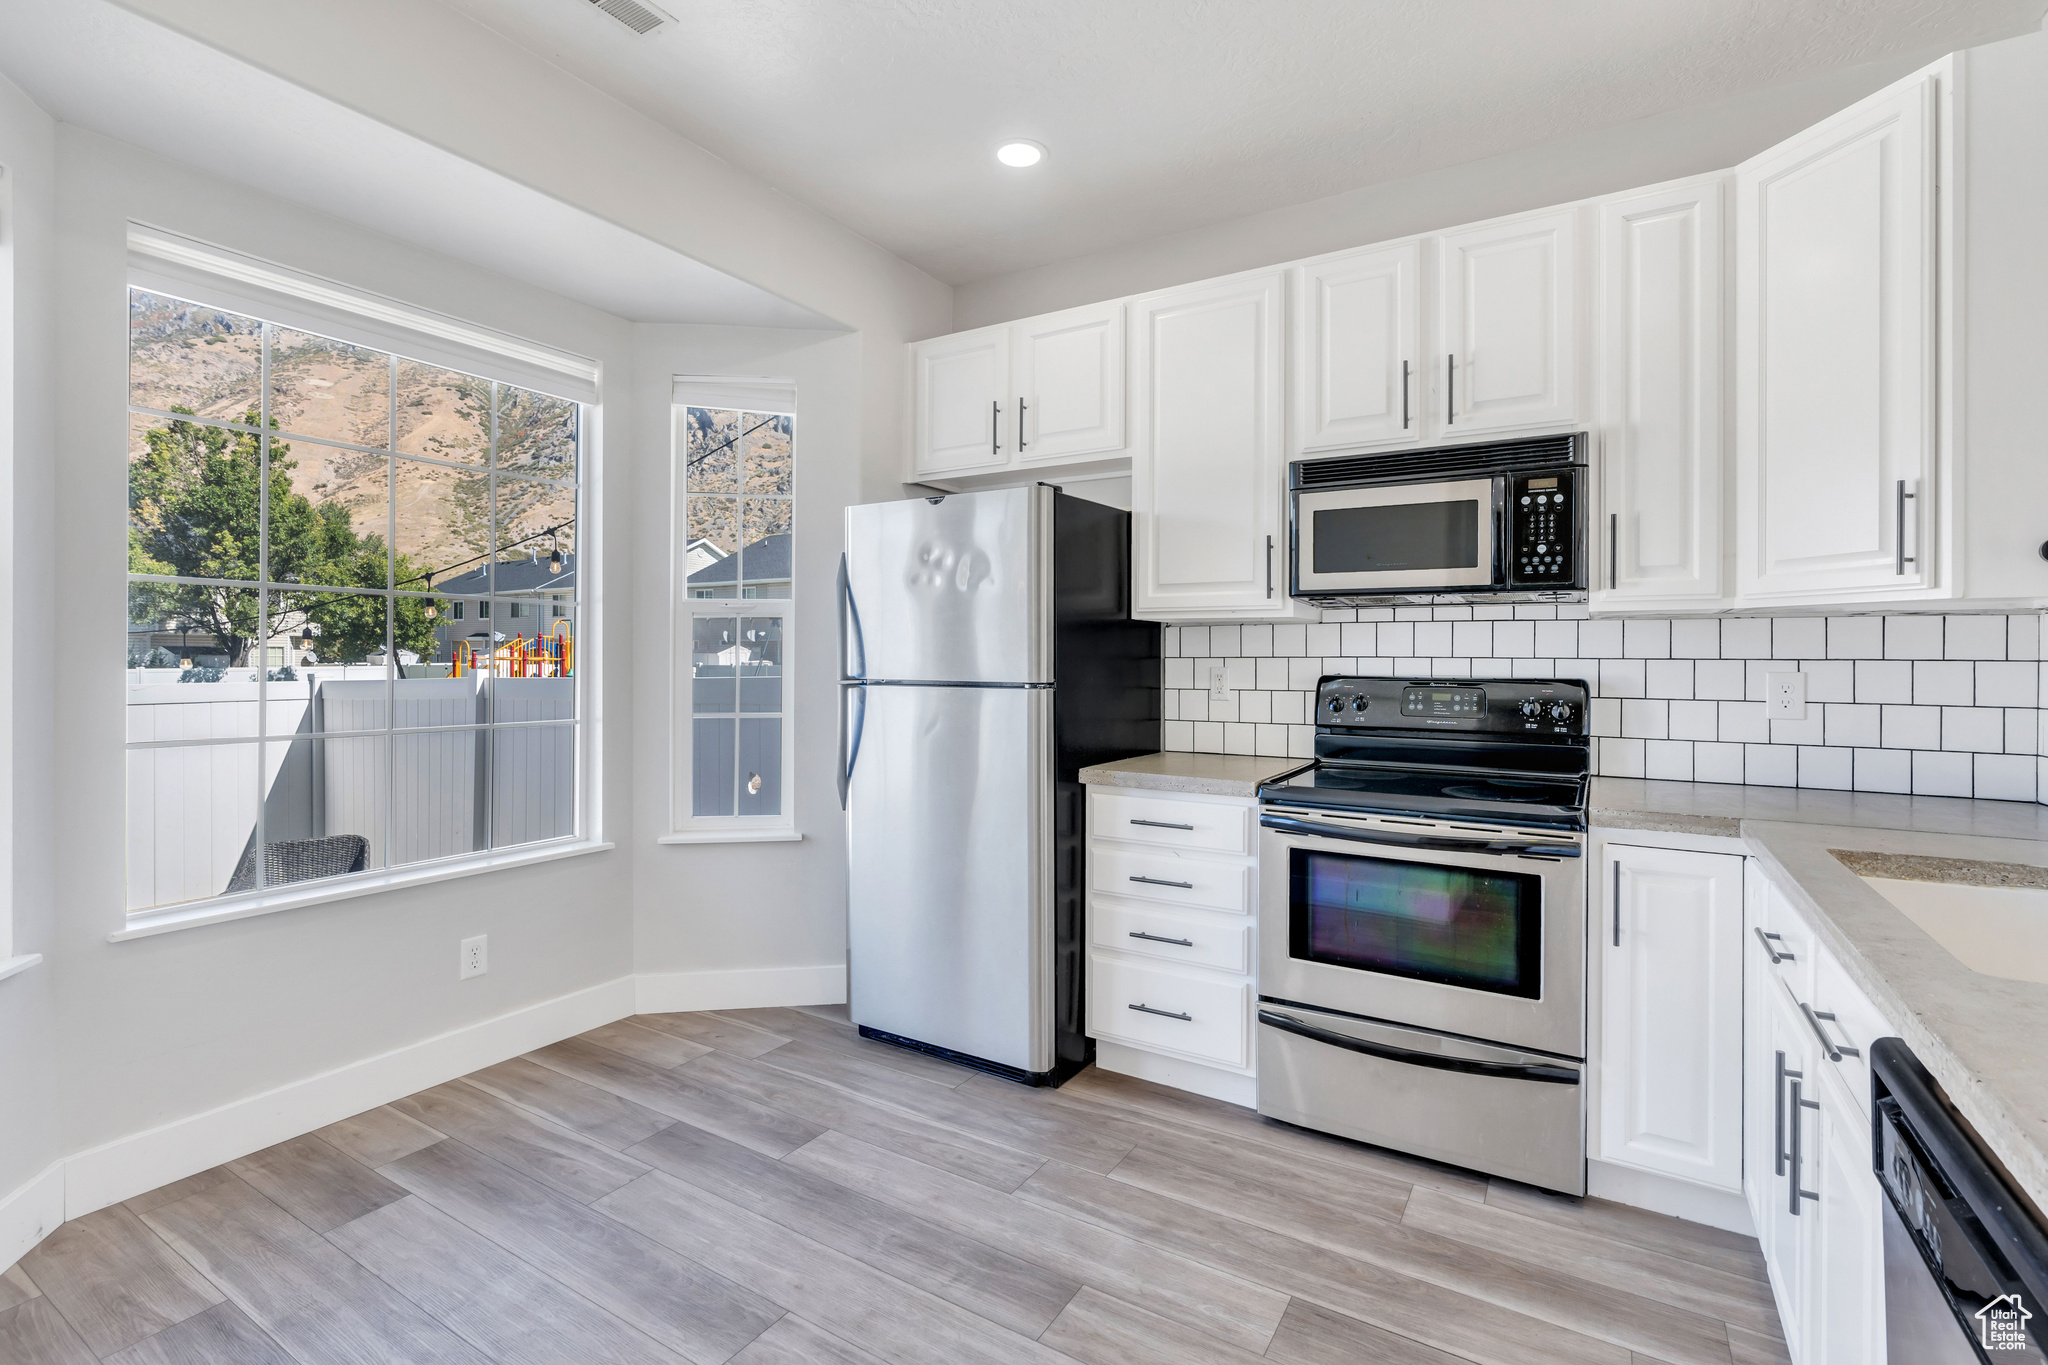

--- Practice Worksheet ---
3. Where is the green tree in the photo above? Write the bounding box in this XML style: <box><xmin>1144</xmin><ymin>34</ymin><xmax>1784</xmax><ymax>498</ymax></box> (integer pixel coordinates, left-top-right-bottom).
<box><xmin>128</xmin><ymin>407</ymin><xmax>436</xmax><ymax>666</ymax></box>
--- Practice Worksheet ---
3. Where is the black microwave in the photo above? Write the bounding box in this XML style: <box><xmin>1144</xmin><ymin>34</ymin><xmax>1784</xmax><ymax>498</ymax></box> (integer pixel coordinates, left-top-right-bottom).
<box><xmin>1289</xmin><ymin>433</ymin><xmax>1588</xmax><ymax>599</ymax></box>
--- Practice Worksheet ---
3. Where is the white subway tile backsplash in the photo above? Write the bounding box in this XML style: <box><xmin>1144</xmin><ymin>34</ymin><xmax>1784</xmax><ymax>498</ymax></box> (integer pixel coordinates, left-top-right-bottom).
<box><xmin>1155</xmin><ymin>611</ymin><xmax>2048</xmax><ymax>803</ymax></box>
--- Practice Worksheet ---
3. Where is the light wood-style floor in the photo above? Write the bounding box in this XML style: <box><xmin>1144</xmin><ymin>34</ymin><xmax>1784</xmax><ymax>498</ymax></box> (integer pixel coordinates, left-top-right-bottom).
<box><xmin>0</xmin><ymin>1004</ymin><xmax>1791</xmax><ymax>1365</ymax></box>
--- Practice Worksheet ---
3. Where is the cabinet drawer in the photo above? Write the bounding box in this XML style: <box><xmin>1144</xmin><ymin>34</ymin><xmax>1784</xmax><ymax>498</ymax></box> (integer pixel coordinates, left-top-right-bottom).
<box><xmin>1089</xmin><ymin>789</ymin><xmax>1253</xmax><ymax>856</ymax></box>
<box><xmin>1089</xmin><ymin>898</ymin><xmax>1251</xmax><ymax>974</ymax></box>
<box><xmin>1088</xmin><ymin>952</ymin><xmax>1249</xmax><ymax>1069</ymax></box>
<box><xmin>1090</xmin><ymin>846</ymin><xmax>1250</xmax><ymax>915</ymax></box>
<box><xmin>1808</xmin><ymin>948</ymin><xmax>1888</xmax><ymax>1120</ymax></box>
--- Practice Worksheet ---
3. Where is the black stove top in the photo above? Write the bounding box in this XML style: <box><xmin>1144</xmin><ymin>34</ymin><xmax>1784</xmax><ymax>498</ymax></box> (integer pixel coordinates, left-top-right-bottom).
<box><xmin>1259</xmin><ymin>676</ymin><xmax>1592</xmax><ymax>830</ymax></box>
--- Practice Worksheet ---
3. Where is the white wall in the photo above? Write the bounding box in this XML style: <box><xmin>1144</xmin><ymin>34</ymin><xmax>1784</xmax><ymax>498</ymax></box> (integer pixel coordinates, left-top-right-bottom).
<box><xmin>0</xmin><ymin>68</ymin><xmax>61</xmax><ymax>1255</ymax></box>
<box><xmin>629</xmin><ymin>326</ymin><xmax>863</xmax><ymax>997</ymax></box>
<box><xmin>47</xmin><ymin>126</ymin><xmax>641</xmax><ymax>1171</ymax></box>
<box><xmin>952</xmin><ymin>52</ymin><xmax>1937</xmax><ymax>329</ymax></box>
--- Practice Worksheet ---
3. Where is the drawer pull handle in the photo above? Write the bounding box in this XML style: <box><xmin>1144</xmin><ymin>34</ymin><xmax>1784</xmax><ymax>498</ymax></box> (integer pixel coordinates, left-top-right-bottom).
<box><xmin>1753</xmin><ymin>927</ymin><xmax>1796</xmax><ymax>965</ymax></box>
<box><xmin>1129</xmin><ymin>818</ymin><xmax>1195</xmax><ymax>831</ymax></box>
<box><xmin>1129</xmin><ymin>875</ymin><xmax>1195</xmax><ymax>889</ymax></box>
<box><xmin>1129</xmin><ymin>931</ymin><xmax>1195</xmax><ymax>947</ymax></box>
<box><xmin>1129</xmin><ymin>1003</ymin><xmax>1192</xmax><ymax>1022</ymax></box>
<box><xmin>1799</xmin><ymin>1002</ymin><xmax>1861</xmax><ymax>1062</ymax></box>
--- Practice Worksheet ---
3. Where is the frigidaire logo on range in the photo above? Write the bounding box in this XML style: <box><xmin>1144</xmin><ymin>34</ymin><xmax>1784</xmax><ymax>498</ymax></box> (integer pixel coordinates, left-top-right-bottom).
<box><xmin>1976</xmin><ymin>1293</ymin><xmax>2034</xmax><ymax>1353</ymax></box>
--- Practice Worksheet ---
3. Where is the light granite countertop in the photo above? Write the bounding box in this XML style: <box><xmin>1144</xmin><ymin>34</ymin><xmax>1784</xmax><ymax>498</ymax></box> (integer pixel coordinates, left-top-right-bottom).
<box><xmin>1594</xmin><ymin>776</ymin><xmax>2048</xmax><ymax>1210</ymax></box>
<box><xmin>1078</xmin><ymin>751</ymin><xmax>1308</xmax><ymax>799</ymax></box>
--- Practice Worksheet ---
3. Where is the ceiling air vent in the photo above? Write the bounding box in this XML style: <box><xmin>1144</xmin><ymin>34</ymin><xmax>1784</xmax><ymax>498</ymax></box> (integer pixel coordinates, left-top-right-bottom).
<box><xmin>589</xmin><ymin>0</ymin><xmax>672</xmax><ymax>35</ymax></box>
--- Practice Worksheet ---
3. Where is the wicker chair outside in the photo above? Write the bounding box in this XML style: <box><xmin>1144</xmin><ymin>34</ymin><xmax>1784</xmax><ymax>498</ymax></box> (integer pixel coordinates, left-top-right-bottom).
<box><xmin>224</xmin><ymin>834</ymin><xmax>369</xmax><ymax>894</ymax></box>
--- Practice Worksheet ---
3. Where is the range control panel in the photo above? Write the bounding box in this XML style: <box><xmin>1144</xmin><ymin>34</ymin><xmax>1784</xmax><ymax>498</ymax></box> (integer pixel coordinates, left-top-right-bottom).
<box><xmin>1316</xmin><ymin>676</ymin><xmax>1590</xmax><ymax>737</ymax></box>
<box><xmin>1509</xmin><ymin>470</ymin><xmax>1580</xmax><ymax>587</ymax></box>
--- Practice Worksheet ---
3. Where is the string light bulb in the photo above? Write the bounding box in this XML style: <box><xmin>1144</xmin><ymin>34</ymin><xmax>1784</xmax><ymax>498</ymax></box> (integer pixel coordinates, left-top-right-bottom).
<box><xmin>423</xmin><ymin>571</ymin><xmax>438</xmax><ymax>618</ymax></box>
<box><xmin>548</xmin><ymin>528</ymin><xmax>565</xmax><ymax>576</ymax></box>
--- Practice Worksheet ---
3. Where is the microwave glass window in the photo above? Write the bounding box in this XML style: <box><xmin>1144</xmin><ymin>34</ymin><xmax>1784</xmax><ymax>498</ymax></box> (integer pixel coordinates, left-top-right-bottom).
<box><xmin>1288</xmin><ymin>848</ymin><xmax>1542</xmax><ymax>999</ymax></box>
<box><xmin>1312</xmin><ymin>501</ymin><xmax>1479</xmax><ymax>574</ymax></box>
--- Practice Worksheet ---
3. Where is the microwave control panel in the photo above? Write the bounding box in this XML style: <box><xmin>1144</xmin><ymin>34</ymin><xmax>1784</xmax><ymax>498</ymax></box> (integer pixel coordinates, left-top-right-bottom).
<box><xmin>1509</xmin><ymin>471</ymin><xmax>1580</xmax><ymax>587</ymax></box>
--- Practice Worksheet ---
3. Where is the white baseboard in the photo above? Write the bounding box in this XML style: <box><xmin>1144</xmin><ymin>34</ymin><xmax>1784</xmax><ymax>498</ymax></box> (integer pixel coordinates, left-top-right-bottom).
<box><xmin>1588</xmin><ymin>1157</ymin><xmax>1756</xmax><ymax>1238</ymax></box>
<box><xmin>1093</xmin><ymin>1039</ymin><xmax>1256</xmax><ymax>1107</ymax></box>
<box><xmin>60</xmin><ymin>974</ymin><xmax>637</xmax><ymax>1222</ymax></box>
<box><xmin>0</xmin><ymin>1161</ymin><xmax>63</xmax><ymax>1271</ymax></box>
<box><xmin>635</xmin><ymin>963</ymin><xmax>846</xmax><ymax>1014</ymax></box>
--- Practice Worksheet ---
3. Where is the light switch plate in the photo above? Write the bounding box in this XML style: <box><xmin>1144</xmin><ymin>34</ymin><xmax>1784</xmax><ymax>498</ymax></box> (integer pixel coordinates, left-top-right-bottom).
<box><xmin>1765</xmin><ymin>671</ymin><xmax>1807</xmax><ymax>721</ymax></box>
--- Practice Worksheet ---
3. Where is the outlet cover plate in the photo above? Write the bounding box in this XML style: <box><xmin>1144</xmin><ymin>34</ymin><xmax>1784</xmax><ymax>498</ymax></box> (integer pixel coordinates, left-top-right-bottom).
<box><xmin>1765</xmin><ymin>671</ymin><xmax>1807</xmax><ymax>721</ymax></box>
<box><xmin>1207</xmin><ymin>665</ymin><xmax>1230</xmax><ymax>703</ymax></box>
<box><xmin>460</xmin><ymin>935</ymin><xmax>488</xmax><ymax>980</ymax></box>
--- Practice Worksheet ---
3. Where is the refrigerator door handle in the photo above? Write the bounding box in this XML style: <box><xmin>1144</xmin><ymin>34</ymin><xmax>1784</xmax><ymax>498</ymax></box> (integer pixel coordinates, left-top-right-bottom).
<box><xmin>838</xmin><ymin>552</ymin><xmax>866</xmax><ymax>681</ymax></box>
<box><xmin>837</xmin><ymin>682</ymin><xmax>866</xmax><ymax>811</ymax></box>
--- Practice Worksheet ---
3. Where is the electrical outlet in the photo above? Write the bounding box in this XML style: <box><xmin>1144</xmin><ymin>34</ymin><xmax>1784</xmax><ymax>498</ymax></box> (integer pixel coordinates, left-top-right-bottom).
<box><xmin>1207</xmin><ymin>664</ymin><xmax>1230</xmax><ymax>703</ymax></box>
<box><xmin>1765</xmin><ymin>671</ymin><xmax>1807</xmax><ymax>721</ymax></box>
<box><xmin>460</xmin><ymin>935</ymin><xmax>488</xmax><ymax>980</ymax></box>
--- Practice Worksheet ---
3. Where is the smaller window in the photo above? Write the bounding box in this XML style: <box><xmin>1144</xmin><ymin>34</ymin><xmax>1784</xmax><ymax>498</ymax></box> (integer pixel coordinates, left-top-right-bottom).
<box><xmin>451</xmin><ymin>601</ymin><xmax>465</xmax><ymax>621</ymax></box>
<box><xmin>478</xmin><ymin>601</ymin><xmax>491</xmax><ymax>619</ymax></box>
<box><xmin>553</xmin><ymin>605</ymin><xmax>564</xmax><ymax>617</ymax></box>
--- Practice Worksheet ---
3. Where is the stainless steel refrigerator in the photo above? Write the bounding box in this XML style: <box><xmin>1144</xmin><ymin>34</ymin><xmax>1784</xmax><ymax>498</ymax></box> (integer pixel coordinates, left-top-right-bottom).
<box><xmin>840</xmin><ymin>485</ymin><xmax>1158</xmax><ymax>1085</ymax></box>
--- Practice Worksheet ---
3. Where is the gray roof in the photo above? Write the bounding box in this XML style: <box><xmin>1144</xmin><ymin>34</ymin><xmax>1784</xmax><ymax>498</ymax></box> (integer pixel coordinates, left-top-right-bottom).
<box><xmin>688</xmin><ymin>533</ymin><xmax>790</xmax><ymax>585</ymax></box>
<box><xmin>431</xmin><ymin>552</ymin><xmax>577</xmax><ymax>597</ymax></box>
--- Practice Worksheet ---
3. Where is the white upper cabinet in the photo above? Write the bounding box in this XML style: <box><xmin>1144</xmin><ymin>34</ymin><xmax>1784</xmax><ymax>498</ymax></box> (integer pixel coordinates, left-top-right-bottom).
<box><xmin>1593</xmin><ymin>177</ymin><xmax>1726</xmax><ymax>609</ymax></box>
<box><xmin>1131</xmin><ymin>270</ymin><xmax>1310</xmax><ymax>620</ymax></box>
<box><xmin>1598</xmin><ymin>843</ymin><xmax>1744</xmax><ymax>1192</ymax></box>
<box><xmin>1437</xmin><ymin>209</ymin><xmax>1579</xmax><ymax>435</ymax></box>
<box><xmin>1736</xmin><ymin>67</ymin><xmax>1942</xmax><ymax>603</ymax></box>
<box><xmin>911</xmin><ymin>324</ymin><xmax>1010</xmax><ymax>479</ymax></box>
<box><xmin>1290</xmin><ymin>241</ymin><xmax>1423</xmax><ymax>456</ymax></box>
<box><xmin>1013</xmin><ymin>301</ymin><xmax>1126</xmax><ymax>464</ymax></box>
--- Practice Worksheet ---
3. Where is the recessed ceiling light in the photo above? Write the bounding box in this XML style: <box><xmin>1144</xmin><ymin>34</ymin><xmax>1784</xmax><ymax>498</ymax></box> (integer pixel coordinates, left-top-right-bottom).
<box><xmin>996</xmin><ymin>141</ymin><xmax>1045</xmax><ymax>168</ymax></box>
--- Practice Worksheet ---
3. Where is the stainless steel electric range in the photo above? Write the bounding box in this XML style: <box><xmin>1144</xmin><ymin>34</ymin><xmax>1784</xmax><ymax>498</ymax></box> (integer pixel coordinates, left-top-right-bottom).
<box><xmin>1255</xmin><ymin>675</ymin><xmax>1592</xmax><ymax>1194</ymax></box>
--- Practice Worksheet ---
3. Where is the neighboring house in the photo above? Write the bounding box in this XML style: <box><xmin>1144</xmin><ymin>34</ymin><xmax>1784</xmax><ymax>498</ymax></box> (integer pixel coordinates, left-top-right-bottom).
<box><xmin>687</xmin><ymin>532</ymin><xmax>790</xmax><ymax>599</ymax></box>
<box><xmin>683</xmin><ymin>537</ymin><xmax>728</xmax><ymax>578</ymax></box>
<box><xmin>428</xmin><ymin>550</ymin><xmax>578</xmax><ymax>661</ymax></box>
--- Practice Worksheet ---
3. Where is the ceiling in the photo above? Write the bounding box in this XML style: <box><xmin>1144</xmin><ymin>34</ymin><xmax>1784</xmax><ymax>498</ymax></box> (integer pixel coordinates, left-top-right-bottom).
<box><xmin>440</xmin><ymin>0</ymin><xmax>2045</xmax><ymax>286</ymax></box>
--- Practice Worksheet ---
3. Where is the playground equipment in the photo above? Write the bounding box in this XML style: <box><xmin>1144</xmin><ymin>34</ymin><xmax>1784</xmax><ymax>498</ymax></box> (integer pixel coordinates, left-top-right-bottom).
<box><xmin>451</xmin><ymin>621</ymin><xmax>573</xmax><ymax>678</ymax></box>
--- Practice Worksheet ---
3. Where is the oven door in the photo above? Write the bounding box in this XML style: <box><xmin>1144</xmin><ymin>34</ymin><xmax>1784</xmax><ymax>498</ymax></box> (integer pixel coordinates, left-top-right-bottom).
<box><xmin>1258</xmin><ymin>805</ymin><xmax>1585</xmax><ymax>1058</ymax></box>
<box><xmin>1293</xmin><ymin>476</ymin><xmax>1501</xmax><ymax>594</ymax></box>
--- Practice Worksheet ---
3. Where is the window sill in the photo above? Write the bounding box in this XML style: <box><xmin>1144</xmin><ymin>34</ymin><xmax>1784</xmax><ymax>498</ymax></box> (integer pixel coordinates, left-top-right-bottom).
<box><xmin>657</xmin><ymin>830</ymin><xmax>805</xmax><ymax>845</ymax></box>
<box><xmin>0</xmin><ymin>954</ymin><xmax>42</xmax><ymax>984</ymax></box>
<box><xmin>110</xmin><ymin>839</ymin><xmax>616</xmax><ymax>943</ymax></box>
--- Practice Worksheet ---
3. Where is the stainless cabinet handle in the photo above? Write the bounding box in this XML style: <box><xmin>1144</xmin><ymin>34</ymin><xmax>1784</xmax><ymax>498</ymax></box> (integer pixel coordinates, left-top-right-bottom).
<box><xmin>1774</xmin><ymin>1050</ymin><xmax>1799</xmax><ymax>1176</ymax></box>
<box><xmin>1609</xmin><ymin>512</ymin><xmax>1618</xmax><ymax>591</ymax></box>
<box><xmin>1401</xmin><ymin>360</ymin><xmax>1411</xmax><ymax>429</ymax></box>
<box><xmin>1129</xmin><ymin>1003</ymin><xmax>1192</xmax><ymax>1021</ymax></box>
<box><xmin>1896</xmin><ymin>481</ymin><xmax>1916</xmax><ymax>574</ymax></box>
<box><xmin>1788</xmin><ymin>1077</ymin><xmax>1820</xmax><ymax>1215</ymax></box>
<box><xmin>1445</xmin><ymin>355</ymin><xmax>1455</xmax><ymax>425</ymax></box>
<box><xmin>1266</xmin><ymin>535</ymin><xmax>1274</xmax><ymax>599</ymax></box>
<box><xmin>1754</xmin><ymin>927</ymin><xmax>1796</xmax><ymax>965</ymax></box>
<box><xmin>992</xmin><ymin>400</ymin><xmax>1001</xmax><ymax>455</ymax></box>
<box><xmin>1800</xmin><ymin>1002</ymin><xmax>1861</xmax><ymax>1062</ymax></box>
<box><xmin>1129</xmin><ymin>875</ymin><xmax>1195</xmax><ymax>889</ymax></box>
<box><xmin>1611</xmin><ymin>860</ymin><xmax>1621</xmax><ymax>948</ymax></box>
<box><xmin>1018</xmin><ymin>398</ymin><xmax>1027</xmax><ymax>451</ymax></box>
<box><xmin>1129</xmin><ymin>931</ymin><xmax>1195</xmax><ymax>947</ymax></box>
<box><xmin>1129</xmin><ymin>818</ymin><xmax>1194</xmax><ymax>831</ymax></box>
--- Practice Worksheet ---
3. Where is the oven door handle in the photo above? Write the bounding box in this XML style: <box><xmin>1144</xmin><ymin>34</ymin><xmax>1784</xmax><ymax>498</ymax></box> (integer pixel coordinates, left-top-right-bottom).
<box><xmin>1258</xmin><ymin>813</ymin><xmax>1581</xmax><ymax>859</ymax></box>
<box><xmin>1257</xmin><ymin>1010</ymin><xmax>1581</xmax><ymax>1085</ymax></box>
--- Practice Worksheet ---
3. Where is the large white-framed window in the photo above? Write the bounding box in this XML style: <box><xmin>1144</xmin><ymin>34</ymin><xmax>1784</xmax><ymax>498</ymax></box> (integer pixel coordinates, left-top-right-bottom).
<box><xmin>667</xmin><ymin>382</ymin><xmax>796</xmax><ymax>841</ymax></box>
<box><xmin>122</xmin><ymin>231</ymin><xmax>600</xmax><ymax>924</ymax></box>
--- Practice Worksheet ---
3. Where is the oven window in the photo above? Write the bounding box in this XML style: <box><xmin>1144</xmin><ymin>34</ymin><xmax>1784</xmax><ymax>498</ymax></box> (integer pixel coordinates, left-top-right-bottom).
<box><xmin>1313</xmin><ymin>502</ymin><xmax>1478</xmax><ymax>573</ymax></box>
<box><xmin>1288</xmin><ymin>848</ymin><xmax>1541</xmax><ymax>998</ymax></box>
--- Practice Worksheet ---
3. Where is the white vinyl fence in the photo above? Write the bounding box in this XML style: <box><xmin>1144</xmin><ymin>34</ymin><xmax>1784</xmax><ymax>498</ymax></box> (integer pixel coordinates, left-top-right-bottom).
<box><xmin>127</xmin><ymin>670</ymin><xmax>575</xmax><ymax>910</ymax></box>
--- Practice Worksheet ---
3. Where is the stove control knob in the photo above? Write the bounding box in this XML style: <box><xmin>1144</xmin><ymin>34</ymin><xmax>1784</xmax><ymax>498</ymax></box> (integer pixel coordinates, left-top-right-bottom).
<box><xmin>1518</xmin><ymin>699</ymin><xmax>1542</xmax><ymax>719</ymax></box>
<box><xmin>1351</xmin><ymin>696</ymin><xmax>1370</xmax><ymax>712</ymax></box>
<box><xmin>1327</xmin><ymin>697</ymin><xmax>1346</xmax><ymax>714</ymax></box>
<box><xmin>1549</xmin><ymin>701</ymin><xmax>1575</xmax><ymax>723</ymax></box>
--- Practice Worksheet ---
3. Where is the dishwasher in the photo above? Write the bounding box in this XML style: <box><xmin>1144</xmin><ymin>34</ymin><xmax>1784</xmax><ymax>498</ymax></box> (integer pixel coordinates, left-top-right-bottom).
<box><xmin>1873</xmin><ymin>1038</ymin><xmax>2048</xmax><ymax>1363</ymax></box>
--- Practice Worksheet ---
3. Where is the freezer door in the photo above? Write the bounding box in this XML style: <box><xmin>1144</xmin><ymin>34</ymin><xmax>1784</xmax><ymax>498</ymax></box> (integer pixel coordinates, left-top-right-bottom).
<box><xmin>847</xmin><ymin>683</ymin><xmax>1053</xmax><ymax>1074</ymax></box>
<box><xmin>844</xmin><ymin>486</ymin><xmax>1052</xmax><ymax>684</ymax></box>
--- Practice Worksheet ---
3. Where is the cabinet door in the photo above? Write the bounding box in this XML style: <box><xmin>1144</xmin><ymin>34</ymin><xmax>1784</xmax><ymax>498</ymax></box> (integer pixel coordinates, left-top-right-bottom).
<box><xmin>1801</xmin><ymin>1066</ymin><xmax>1887</xmax><ymax>1365</ymax></box>
<box><xmin>1437</xmin><ymin>209</ymin><xmax>1579</xmax><ymax>434</ymax></box>
<box><xmin>1742</xmin><ymin>861</ymin><xmax>1779</xmax><ymax>1238</ymax></box>
<box><xmin>1130</xmin><ymin>270</ymin><xmax>1290</xmax><ymax>617</ymax></box>
<box><xmin>1763</xmin><ymin>975</ymin><xmax>1820</xmax><ymax>1354</ymax></box>
<box><xmin>1736</xmin><ymin>72</ymin><xmax>1936</xmax><ymax>601</ymax></box>
<box><xmin>912</xmin><ymin>324</ymin><xmax>1010</xmax><ymax>478</ymax></box>
<box><xmin>1292</xmin><ymin>241</ymin><xmax>1423</xmax><ymax>455</ymax></box>
<box><xmin>1013</xmin><ymin>302</ymin><xmax>1125</xmax><ymax>463</ymax></box>
<box><xmin>1599</xmin><ymin>844</ymin><xmax>1744</xmax><ymax>1190</ymax></box>
<box><xmin>1595</xmin><ymin>179</ymin><xmax>1725</xmax><ymax>607</ymax></box>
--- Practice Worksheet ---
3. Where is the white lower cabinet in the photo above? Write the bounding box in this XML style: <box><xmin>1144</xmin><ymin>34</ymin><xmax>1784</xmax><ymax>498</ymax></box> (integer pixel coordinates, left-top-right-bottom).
<box><xmin>1597</xmin><ymin>842</ymin><xmax>1744</xmax><ymax>1190</ymax></box>
<box><xmin>1084</xmin><ymin>786</ymin><xmax>1257</xmax><ymax>1099</ymax></box>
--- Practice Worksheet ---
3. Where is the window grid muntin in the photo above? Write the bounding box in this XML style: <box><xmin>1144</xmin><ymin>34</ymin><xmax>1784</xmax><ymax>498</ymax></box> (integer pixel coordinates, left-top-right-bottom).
<box><xmin>125</xmin><ymin>289</ymin><xmax>584</xmax><ymax>909</ymax></box>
